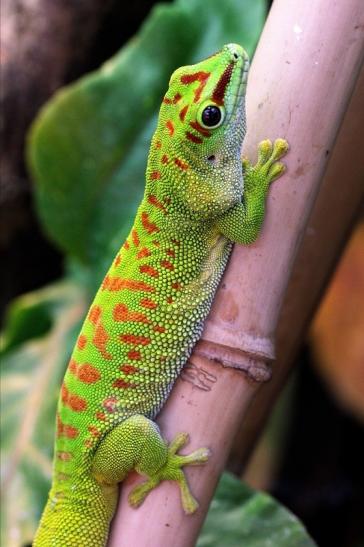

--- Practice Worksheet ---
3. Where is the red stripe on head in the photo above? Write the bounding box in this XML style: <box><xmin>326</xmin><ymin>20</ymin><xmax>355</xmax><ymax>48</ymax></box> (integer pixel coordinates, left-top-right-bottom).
<box><xmin>189</xmin><ymin>121</ymin><xmax>211</xmax><ymax>137</ymax></box>
<box><xmin>186</xmin><ymin>131</ymin><xmax>203</xmax><ymax>144</ymax></box>
<box><xmin>180</xmin><ymin>71</ymin><xmax>210</xmax><ymax>102</ymax></box>
<box><xmin>141</xmin><ymin>211</ymin><xmax>159</xmax><ymax>234</ymax></box>
<box><xmin>139</xmin><ymin>264</ymin><xmax>159</xmax><ymax>278</ymax></box>
<box><xmin>212</xmin><ymin>62</ymin><xmax>234</xmax><ymax>105</ymax></box>
<box><xmin>179</xmin><ymin>105</ymin><xmax>189</xmax><ymax>122</ymax></box>
<box><xmin>132</xmin><ymin>229</ymin><xmax>140</xmax><ymax>247</ymax></box>
<box><xmin>166</xmin><ymin>120</ymin><xmax>174</xmax><ymax>136</ymax></box>
<box><xmin>137</xmin><ymin>247</ymin><xmax>152</xmax><ymax>260</ymax></box>
<box><xmin>174</xmin><ymin>158</ymin><xmax>189</xmax><ymax>171</ymax></box>
<box><xmin>147</xmin><ymin>194</ymin><xmax>168</xmax><ymax>214</ymax></box>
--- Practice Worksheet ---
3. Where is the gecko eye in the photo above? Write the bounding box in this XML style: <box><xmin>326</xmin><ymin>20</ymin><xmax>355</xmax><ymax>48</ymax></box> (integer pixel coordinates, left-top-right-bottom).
<box><xmin>201</xmin><ymin>105</ymin><xmax>223</xmax><ymax>128</ymax></box>
<box><xmin>197</xmin><ymin>101</ymin><xmax>225</xmax><ymax>129</ymax></box>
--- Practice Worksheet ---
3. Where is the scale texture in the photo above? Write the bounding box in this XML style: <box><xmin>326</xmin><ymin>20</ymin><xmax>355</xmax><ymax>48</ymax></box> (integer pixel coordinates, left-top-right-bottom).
<box><xmin>34</xmin><ymin>43</ymin><xmax>288</xmax><ymax>546</ymax></box>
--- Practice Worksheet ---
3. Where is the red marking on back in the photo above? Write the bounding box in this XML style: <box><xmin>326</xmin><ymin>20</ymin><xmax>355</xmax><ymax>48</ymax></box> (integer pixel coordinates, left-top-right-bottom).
<box><xmin>166</xmin><ymin>296</ymin><xmax>174</xmax><ymax>304</ymax></box>
<box><xmin>127</xmin><ymin>349</ymin><xmax>141</xmax><ymax>360</ymax></box>
<box><xmin>139</xmin><ymin>264</ymin><xmax>159</xmax><ymax>278</ymax></box>
<box><xmin>186</xmin><ymin>131</ymin><xmax>203</xmax><ymax>144</ymax></box>
<box><xmin>120</xmin><ymin>334</ymin><xmax>151</xmax><ymax>346</ymax></box>
<box><xmin>89</xmin><ymin>305</ymin><xmax>101</xmax><ymax>325</ymax></box>
<box><xmin>77</xmin><ymin>334</ymin><xmax>87</xmax><ymax>350</ymax></box>
<box><xmin>123</xmin><ymin>240</ymin><xmax>130</xmax><ymax>250</ymax></box>
<box><xmin>113</xmin><ymin>303</ymin><xmax>150</xmax><ymax>324</ymax></box>
<box><xmin>113</xmin><ymin>378</ymin><xmax>136</xmax><ymax>389</ymax></box>
<box><xmin>171</xmin><ymin>238</ymin><xmax>181</xmax><ymax>246</ymax></box>
<box><xmin>137</xmin><ymin>247</ymin><xmax>152</xmax><ymax>260</ymax></box>
<box><xmin>120</xmin><ymin>364</ymin><xmax>139</xmax><ymax>374</ymax></box>
<box><xmin>57</xmin><ymin>451</ymin><xmax>72</xmax><ymax>461</ymax></box>
<box><xmin>174</xmin><ymin>158</ymin><xmax>189</xmax><ymax>171</ymax></box>
<box><xmin>88</xmin><ymin>425</ymin><xmax>100</xmax><ymax>438</ymax></box>
<box><xmin>166</xmin><ymin>120</ymin><xmax>174</xmax><ymax>136</ymax></box>
<box><xmin>155</xmin><ymin>140</ymin><xmax>162</xmax><ymax>149</ymax></box>
<box><xmin>180</xmin><ymin>71</ymin><xmax>210</xmax><ymax>102</ymax></box>
<box><xmin>57</xmin><ymin>414</ymin><xmax>79</xmax><ymax>439</ymax></box>
<box><xmin>161</xmin><ymin>259</ymin><xmax>174</xmax><ymax>271</ymax></box>
<box><xmin>78</xmin><ymin>363</ymin><xmax>101</xmax><ymax>384</ymax></box>
<box><xmin>212</xmin><ymin>62</ymin><xmax>234</xmax><ymax>105</ymax></box>
<box><xmin>148</xmin><ymin>194</ymin><xmax>168</xmax><ymax>214</ymax></box>
<box><xmin>161</xmin><ymin>154</ymin><xmax>169</xmax><ymax>164</ymax></box>
<box><xmin>132</xmin><ymin>229</ymin><xmax>140</xmax><ymax>247</ymax></box>
<box><xmin>140</xmin><ymin>297</ymin><xmax>158</xmax><ymax>310</ymax></box>
<box><xmin>61</xmin><ymin>384</ymin><xmax>87</xmax><ymax>412</ymax></box>
<box><xmin>179</xmin><ymin>104</ymin><xmax>189</xmax><ymax>122</ymax></box>
<box><xmin>93</xmin><ymin>323</ymin><xmax>112</xmax><ymax>360</ymax></box>
<box><xmin>96</xmin><ymin>411</ymin><xmax>106</xmax><ymax>421</ymax></box>
<box><xmin>114</xmin><ymin>254</ymin><xmax>122</xmax><ymax>267</ymax></box>
<box><xmin>166</xmin><ymin>249</ymin><xmax>175</xmax><ymax>258</ymax></box>
<box><xmin>172</xmin><ymin>281</ymin><xmax>181</xmax><ymax>290</ymax></box>
<box><xmin>141</xmin><ymin>211</ymin><xmax>159</xmax><ymax>234</ymax></box>
<box><xmin>153</xmin><ymin>325</ymin><xmax>166</xmax><ymax>333</ymax></box>
<box><xmin>103</xmin><ymin>277</ymin><xmax>155</xmax><ymax>293</ymax></box>
<box><xmin>151</xmin><ymin>170</ymin><xmax>161</xmax><ymax>180</ymax></box>
<box><xmin>103</xmin><ymin>397</ymin><xmax>118</xmax><ymax>413</ymax></box>
<box><xmin>189</xmin><ymin>121</ymin><xmax>211</xmax><ymax>137</ymax></box>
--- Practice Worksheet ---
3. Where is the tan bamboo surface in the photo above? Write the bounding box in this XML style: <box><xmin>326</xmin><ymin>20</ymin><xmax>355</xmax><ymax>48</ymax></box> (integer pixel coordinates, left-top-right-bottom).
<box><xmin>109</xmin><ymin>1</ymin><xmax>364</xmax><ymax>545</ymax></box>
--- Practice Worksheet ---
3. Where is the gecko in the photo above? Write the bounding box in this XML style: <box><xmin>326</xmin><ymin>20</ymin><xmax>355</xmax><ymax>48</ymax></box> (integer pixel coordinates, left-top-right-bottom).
<box><xmin>34</xmin><ymin>43</ymin><xmax>288</xmax><ymax>546</ymax></box>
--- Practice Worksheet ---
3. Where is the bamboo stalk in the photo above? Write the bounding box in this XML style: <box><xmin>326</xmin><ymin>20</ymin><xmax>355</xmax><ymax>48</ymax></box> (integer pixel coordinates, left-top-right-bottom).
<box><xmin>229</xmin><ymin>66</ymin><xmax>364</xmax><ymax>474</ymax></box>
<box><xmin>108</xmin><ymin>1</ymin><xmax>364</xmax><ymax>545</ymax></box>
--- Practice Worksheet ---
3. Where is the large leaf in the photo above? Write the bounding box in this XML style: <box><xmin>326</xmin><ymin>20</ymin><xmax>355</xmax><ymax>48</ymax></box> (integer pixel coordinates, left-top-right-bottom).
<box><xmin>0</xmin><ymin>283</ymin><xmax>85</xmax><ymax>547</ymax></box>
<box><xmin>28</xmin><ymin>0</ymin><xmax>266</xmax><ymax>292</ymax></box>
<box><xmin>198</xmin><ymin>473</ymin><xmax>317</xmax><ymax>547</ymax></box>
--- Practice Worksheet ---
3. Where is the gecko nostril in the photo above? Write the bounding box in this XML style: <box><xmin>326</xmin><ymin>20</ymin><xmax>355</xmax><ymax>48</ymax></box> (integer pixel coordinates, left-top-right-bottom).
<box><xmin>233</xmin><ymin>52</ymin><xmax>239</xmax><ymax>60</ymax></box>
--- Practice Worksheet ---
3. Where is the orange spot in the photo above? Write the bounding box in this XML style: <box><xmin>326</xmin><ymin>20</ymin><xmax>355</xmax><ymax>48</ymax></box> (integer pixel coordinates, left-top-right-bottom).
<box><xmin>61</xmin><ymin>383</ymin><xmax>88</xmax><ymax>412</ymax></box>
<box><xmin>103</xmin><ymin>397</ymin><xmax>118</xmax><ymax>413</ymax></box>
<box><xmin>89</xmin><ymin>305</ymin><xmax>101</xmax><ymax>325</ymax></box>
<box><xmin>161</xmin><ymin>259</ymin><xmax>174</xmax><ymax>271</ymax></box>
<box><xmin>161</xmin><ymin>154</ymin><xmax>169</xmax><ymax>164</ymax></box>
<box><xmin>139</xmin><ymin>264</ymin><xmax>159</xmax><ymax>278</ymax></box>
<box><xmin>69</xmin><ymin>359</ymin><xmax>78</xmax><ymax>374</ymax></box>
<box><xmin>137</xmin><ymin>247</ymin><xmax>152</xmax><ymax>260</ymax></box>
<box><xmin>57</xmin><ymin>414</ymin><xmax>79</xmax><ymax>439</ymax></box>
<box><xmin>179</xmin><ymin>105</ymin><xmax>189</xmax><ymax>122</ymax></box>
<box><xmin>148</xmin><ymin>194</ymin><xmax>168</xmax><ymax>214</ymax></box>
<box><xmin>140</xmin><ymin>298</ymin><xmax>158</xmax><ymax>310</ymax></box>
<box><xmin>57</xmin><ymin>451</ymin><xmax>72</xmax><ymax>461</ymax></box>
<box><xmin>153</xmin><ymin>325</ymin><xmax>166</xmax><ymax>333</ymax></box>
<box><xmin>155</xmin><ymin>140</ymin><xmax>162</xmax><ymax>149</ymax></box>
<box><xmin>186</xmin><ymin>131</ymin><xmax>203</xmax><ymax>144</ymax></box>
<box><xmin>113</xmin><ymin>303</ymin><xmax>150</xmax><ymax>323</ymax></box>
<box><xmin>166</xmin><ymin>296</ymin><xmax>174</xmax><ymax>304</ymax></box>
<box><xmin>172</xmin><ymin>282</ymin><xmax>181</xmax><ymax>290</ymax></box>
<box><xmin>132</xmin><ymin>229</ymin><xmax>140</xmax><ymax>247</ymax></box>
<box><xmin>114</xmin><ymin>254</ymin><xmax>121</xmax><ymax>267</ymax></box>
<box><xmin>166</xmin><ymin>120</ymin><xmax>174</xmax><ymax>136</ymax></box>
<box><xmin>180</xmin><ymin>71</ymin><xmax>210</xmax><ymax>103</ymax></box>
<box><xmin>113</xmin><ymin>379</ymin><xmax>136</xmax><ymax>389</ymax></box>
<box><xmin>166</xmin><ymin>249</ymin><xmax>175</xmax><ymax>258</ymax></box>
<box><xmin>127</xmin><ymin>349</ymin><xmax>141</xmax><ymax>360</ymax></box>
<box><xmin>93</xmin><ymin>323</ymin><xmax>113</xmax><ymax>360</ymax></box>
<box><xmin>123</xmin><ymin>240</ymin><xmax>130</xmax><ymax>250</ymax></box>
<box><xmin>88</xmin><ymin>425</ymin><xmax>100</xmax><ymax>437</ymax></box>
<box><xmin>103</xmin><ymin>277</ymin><xmax>155</xmax><ymax>293</ymax></box>
<box><xmin>77</xmin><ymin>363</ymin><xmax>101</xmax><ymax>384</ymax></box>
<box><xmin>189</xmin><ymin>121</ymin><xmax>211</xmax><ymax>137</ymax></box>
<box><xmin>151</xmin><ymin>170</ymin><xmax>161</xmax><ymax>180</ymax></box>
<box><xmin>120</xmin><ymin>334</ymin><xmax>151</xmax><ymax>346</ymax></box>
<box><xmin>174</xmin><ymin>158</ymin><xmax>189</xmax><ymax>171</ymax></box>
<box><xmin>77</xmin><ymin>334</ymin><xmax>87</xmax><ymax>350</ymax></box>
<box><xmin>120</xmin><ymin>364</ymin><xmax>139</xmax><ymax>374</ymax></box>
<box><xmin>141</xmin><ymin>212</ymin><xmax>159</xmax><ymax>234</ymax></box>
<box><xmin>96</xmin><ymin>411</ymin><xmax>106</xmax><ymax>421</ymax></box>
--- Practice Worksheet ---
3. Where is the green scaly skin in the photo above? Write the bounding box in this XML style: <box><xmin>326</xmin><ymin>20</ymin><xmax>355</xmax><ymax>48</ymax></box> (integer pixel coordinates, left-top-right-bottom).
<box><xmin>34</xmin><ymin>44</ymin><xmax>288</xmax><ymax>546</ymax></box>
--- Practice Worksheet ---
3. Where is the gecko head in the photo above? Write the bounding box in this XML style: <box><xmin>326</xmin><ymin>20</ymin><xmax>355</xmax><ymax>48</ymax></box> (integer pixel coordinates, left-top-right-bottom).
<box><xmin>150</xmin><ymin>44</ymin><xmax>249</xmax><ymax>220</ymax></box>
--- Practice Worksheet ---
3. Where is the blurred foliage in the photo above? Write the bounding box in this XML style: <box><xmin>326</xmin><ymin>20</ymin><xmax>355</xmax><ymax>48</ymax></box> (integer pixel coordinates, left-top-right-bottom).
<box><xmin>1</xmin><ymin>0</ymin><xmax>314</xmax><ymax>544</ymax></box>
<box><xmin>310</xmin><ymin>223</ymin><xmax>364</xmax><ymax>422</ymax></box>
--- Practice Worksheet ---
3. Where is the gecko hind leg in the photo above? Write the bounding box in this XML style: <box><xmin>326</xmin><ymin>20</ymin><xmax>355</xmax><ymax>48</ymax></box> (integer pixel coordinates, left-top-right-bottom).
<box><xmin>91</xmin><ymin>415</ymin><xmax>210</xmax><ymax>515</ymax></box>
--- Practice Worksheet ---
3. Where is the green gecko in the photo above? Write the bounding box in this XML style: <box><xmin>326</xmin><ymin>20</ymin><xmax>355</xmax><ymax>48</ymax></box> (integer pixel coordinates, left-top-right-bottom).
<box><xmin>34</xmin><ymin>43</ymin><xmax>288</xmax><ymax>546</ymax></box>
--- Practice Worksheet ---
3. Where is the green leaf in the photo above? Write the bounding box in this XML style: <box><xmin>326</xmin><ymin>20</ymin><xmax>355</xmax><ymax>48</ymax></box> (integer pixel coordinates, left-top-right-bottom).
<box><xmin>28</xmin><ymin>0</ymin><xmax>266</xmax><ymax>292</ymax></box>
<box><xmin>0</xmin><ymin>283</ymin><xmax>85</xmax><ymax>546</ymax></box>
<box><xmin>198</xmin><ymin>473</ymin><xmax>317</xmax><ymax>547</ymax></box>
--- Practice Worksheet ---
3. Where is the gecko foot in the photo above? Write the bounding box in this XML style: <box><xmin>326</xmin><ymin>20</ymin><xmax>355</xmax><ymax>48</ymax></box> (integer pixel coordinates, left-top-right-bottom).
<box><xmin>243</xmin><ymin>138</ymin><xmax>289</xmax><ymax>190</ymax></box>
<box><xmin>128</xmin><ymin>433</ymin><xmax>210</xmax><ymax>514</ymax></box>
